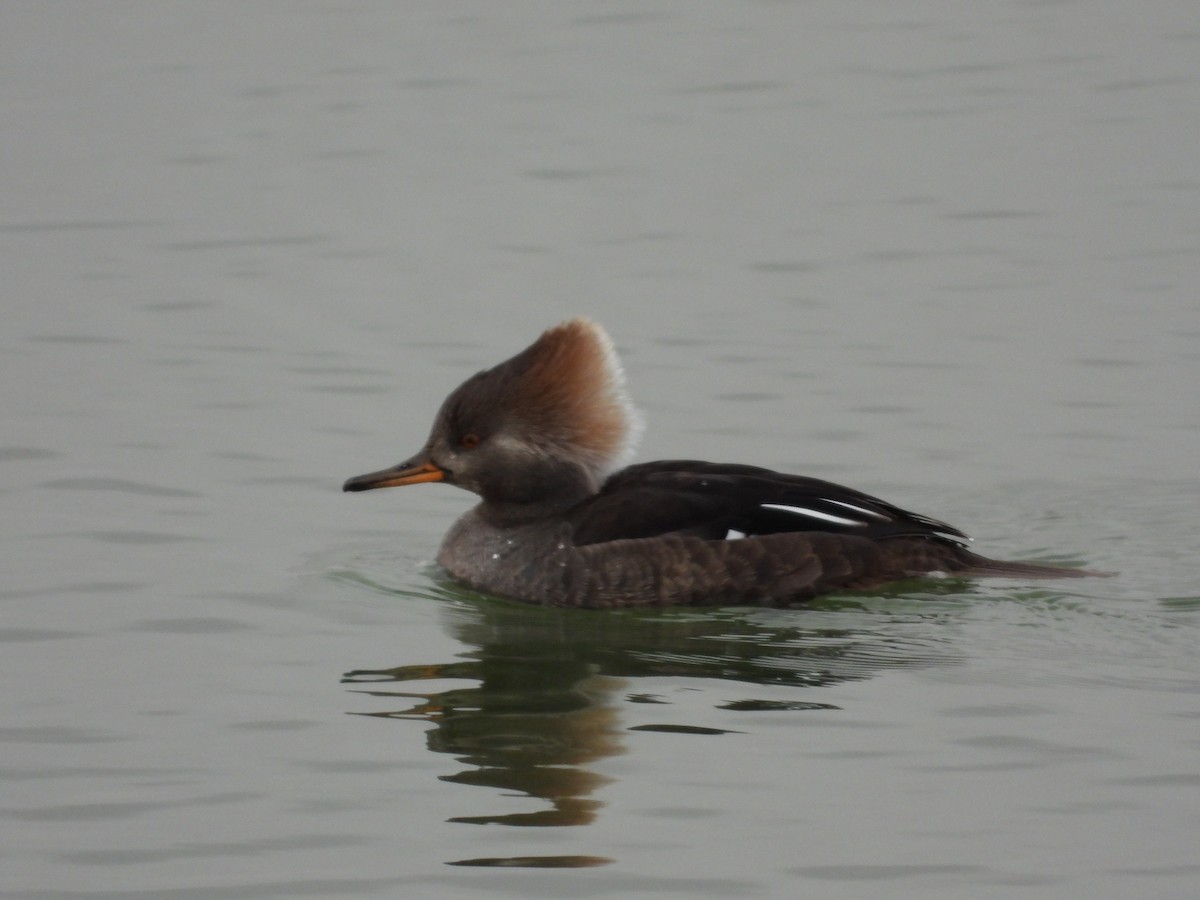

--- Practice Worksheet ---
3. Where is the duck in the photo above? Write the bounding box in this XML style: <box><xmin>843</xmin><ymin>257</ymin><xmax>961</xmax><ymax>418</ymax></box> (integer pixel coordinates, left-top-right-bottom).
<box><xmin>344</xmin><ymin>318</ymin><xmax>1093</xmax><ymax>608</ymax></box>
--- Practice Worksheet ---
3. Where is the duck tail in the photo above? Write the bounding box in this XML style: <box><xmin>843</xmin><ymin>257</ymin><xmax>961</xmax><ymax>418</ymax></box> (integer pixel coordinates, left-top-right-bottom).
<box><xmin>953</xmin><ymin>551</ymin><xmax>1110</xmax><ymax>580</ymax></box>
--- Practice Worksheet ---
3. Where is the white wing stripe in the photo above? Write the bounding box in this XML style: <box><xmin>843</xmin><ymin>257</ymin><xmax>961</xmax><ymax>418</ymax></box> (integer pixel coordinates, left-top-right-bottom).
<box><xmin>761</xmin><ymin>503</ymin><xmax>867</xmax><ymax>528</ymax></box>
<box><xmin>826</xmin><ymin>499</ymin><xmax>890</xmax><ymax>521</ymax></box>
<box><xmin>725</xmin><ymin>528</ymin><xmax>747</xmax><ymax>540</ymax></box>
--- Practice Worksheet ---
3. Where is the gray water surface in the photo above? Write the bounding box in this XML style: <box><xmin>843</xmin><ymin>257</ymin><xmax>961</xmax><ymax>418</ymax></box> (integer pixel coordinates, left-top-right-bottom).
<box><xmin>4</xmin><ymin>3</ymin><xmax>1199</xmax><ymax>898</ymax></box>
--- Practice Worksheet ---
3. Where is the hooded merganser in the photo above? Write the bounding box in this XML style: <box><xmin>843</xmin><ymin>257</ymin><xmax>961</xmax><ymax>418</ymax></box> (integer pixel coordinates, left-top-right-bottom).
<box><xmin>344</xmin><ymin>318</ymin><xmax>1092</xmax><ymax>608</ymax></box>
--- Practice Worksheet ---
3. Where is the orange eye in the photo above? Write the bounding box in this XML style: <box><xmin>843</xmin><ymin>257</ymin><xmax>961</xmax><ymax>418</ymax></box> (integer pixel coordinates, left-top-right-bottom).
<box><xmin>460</xmin><ymin>433</ymin><xmax>481</xmax><ymax>449</ymax></box>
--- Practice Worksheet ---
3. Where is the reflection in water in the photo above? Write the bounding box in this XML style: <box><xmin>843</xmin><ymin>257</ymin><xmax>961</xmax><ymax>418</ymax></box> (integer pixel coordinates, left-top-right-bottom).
<box><xmin>343</xmin><ymin>579</ymin><xmax>968</xmax><ymax>866</ymax></box>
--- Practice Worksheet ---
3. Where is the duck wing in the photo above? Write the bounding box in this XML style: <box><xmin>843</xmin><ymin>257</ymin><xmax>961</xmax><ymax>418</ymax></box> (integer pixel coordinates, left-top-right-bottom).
<box><xmin>569</xmin><ymin>460</ymin><xmax>968</xmax><ymax>547</ymax></box>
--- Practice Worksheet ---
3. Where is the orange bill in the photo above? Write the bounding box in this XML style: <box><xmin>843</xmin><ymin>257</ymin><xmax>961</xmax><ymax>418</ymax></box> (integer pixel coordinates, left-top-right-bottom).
<box><xmin>343</xmin><ymin>459</ymin><xmax>444</xmax><ymax>492</ymax></box>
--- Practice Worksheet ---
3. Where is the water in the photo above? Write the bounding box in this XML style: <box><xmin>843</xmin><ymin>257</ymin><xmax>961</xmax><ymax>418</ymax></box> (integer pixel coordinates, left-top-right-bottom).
<box><xmin>4</xmin><ymin>2</ymin><xmax>1199</xmax><ymax>897</ymax></box>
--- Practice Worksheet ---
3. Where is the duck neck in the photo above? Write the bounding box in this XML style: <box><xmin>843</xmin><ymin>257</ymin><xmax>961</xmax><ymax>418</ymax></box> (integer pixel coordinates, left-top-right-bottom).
<box><xmin>476</xmin><ymin>457</ymin><xmax>598</xmax><ymax>526</ymax></box>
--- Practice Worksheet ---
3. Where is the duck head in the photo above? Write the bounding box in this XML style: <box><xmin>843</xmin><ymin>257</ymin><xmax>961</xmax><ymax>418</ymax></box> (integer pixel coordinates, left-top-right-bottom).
<box><xmin>343</xmin><ymin>318</ymin><xmax>643</xmax><ymax>512</ymax></box>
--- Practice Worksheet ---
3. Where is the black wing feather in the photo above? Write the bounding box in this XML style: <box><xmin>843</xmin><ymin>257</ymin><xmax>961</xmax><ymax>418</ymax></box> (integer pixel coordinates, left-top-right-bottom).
<box><xmin>569</xmin><ymin>460</ymin><xmax>968</xmax><ymax>547</ymax></box>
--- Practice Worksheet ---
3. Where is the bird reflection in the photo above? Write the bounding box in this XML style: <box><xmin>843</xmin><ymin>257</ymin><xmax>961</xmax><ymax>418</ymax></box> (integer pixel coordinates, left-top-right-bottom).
<box><xmin>344</xmin><ymin>638</ymin><xmax>623</xmax><ymax>827</ymax></box>
<box><xmin>343</xmin><ymin>580</ymin><xmax>968</xmax><ymax>845</ymax></box>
